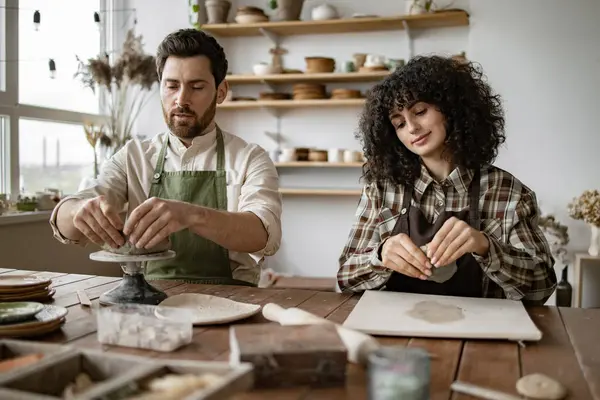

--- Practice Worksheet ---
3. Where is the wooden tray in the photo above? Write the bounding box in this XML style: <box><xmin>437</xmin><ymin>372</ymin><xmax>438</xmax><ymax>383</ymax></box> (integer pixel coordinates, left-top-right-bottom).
<box><xmin>0</xmin><ymin>346</ymin><xmax>253</xmax><ymax>399</ymax></box>
<box><xmin>0</xmin><ymin>340</ymin><xmax>75</xmax><ymax>384</ymax></box>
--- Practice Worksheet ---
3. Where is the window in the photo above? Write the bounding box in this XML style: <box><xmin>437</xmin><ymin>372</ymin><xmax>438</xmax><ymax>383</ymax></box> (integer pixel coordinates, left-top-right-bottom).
<box><xmin>0</xmin><ymin>116</ymin><xmax>7</xmax><ymax>193</ymax></box>
<box><xmin>0</xmin><ymin>0</ymin><xmax>115</xmax><ymax>200</ymax></box>
<box><xmin>18</xmin><ymin>0</ymin><xmax>101</xmax><ymax>113</ymax></box>
<box><xmin>19</xmin><ymin>119</ymin><xmax>94</xmax><ymax>195</ymax></box>
<box><xmin>0</xmin><ymin>0</ymin><xmax>6</xmax><ymax>91</ymax></box>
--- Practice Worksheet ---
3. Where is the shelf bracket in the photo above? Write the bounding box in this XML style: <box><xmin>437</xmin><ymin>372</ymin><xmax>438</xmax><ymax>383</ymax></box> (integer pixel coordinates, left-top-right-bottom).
<box><xmin>260</xmin><ymin>79</ymin><xmax>277</xmax><ymax>92</ymax></box>
<box><xmin>259</xmin><ymin>28</ymin><xmax>280</xmax><ymax>47</ymax></box>
<box><xmin>261</xmin><ymin>106</ymin><xmax>281</xmax><ymax>118</ymax></box>
<box><xmin>402</xmin><ymin>20</ymin><xmax>414</xmax><ymax>60</ymax></box>
<box><xmin>264</xmin><ymin>131</ymin><xmax>282</xmax><ymax>146</ymax></box>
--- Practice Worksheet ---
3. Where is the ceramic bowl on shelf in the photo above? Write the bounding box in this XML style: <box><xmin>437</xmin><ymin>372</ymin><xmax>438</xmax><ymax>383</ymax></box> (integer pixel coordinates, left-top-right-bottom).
<box><xmin>311</xmin><ymin>3</ymin><xmax>339</xmax><ymax>20</ymax></box>
<box><xmin>235</xmin><ymin>13</ymin><xmax>268</xmax><ymax>24</ymax></box>
<box><xmin>253</xmin><ymin>63</ymin><xmax>281</xmax><ymax>75</ymax></box>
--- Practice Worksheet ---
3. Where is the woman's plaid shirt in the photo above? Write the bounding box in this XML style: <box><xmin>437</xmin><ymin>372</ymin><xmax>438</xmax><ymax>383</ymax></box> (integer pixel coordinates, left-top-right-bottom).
<box><xmin>337</xmin><ymin>164</ymin><xmax>557</xmax><ymax>306</ymax></box>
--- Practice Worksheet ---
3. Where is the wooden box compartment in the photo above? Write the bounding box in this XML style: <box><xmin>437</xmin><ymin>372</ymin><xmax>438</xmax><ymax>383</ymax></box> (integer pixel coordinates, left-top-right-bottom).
<box><xmin>0</xmin><ymin>339</ymin><xmax>75</xmax><ymax>383</ymax></box>
<box><xmin>0</xmin><ymin>350</ymin><xmax>148</xmax><ymax>399</ymax></box>
<box><xmin>95</xmin><ymin>359</ymin><xmax>254</xmax><ymax>400</ymax></box>
<box><xmin>0</xmin><ymin>348</ymin><xmax>254</xmax><ymax>400</ymax></box>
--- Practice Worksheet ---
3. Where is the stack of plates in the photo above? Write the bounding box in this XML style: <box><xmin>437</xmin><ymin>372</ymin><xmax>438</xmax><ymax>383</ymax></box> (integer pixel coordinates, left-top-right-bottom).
<box><xmin>330</xmin><ymin>88</ymin><xmax>362</xmax><ymax>99</ymax></box>
<box><xmin>0</xmin><ymin>302</ymin><xmax>67</xmax><ymax>338</ymax></box>
<box><xmin>0</xmin><ymin>275</ymin><xmax>55</xmax><ymax>302</ymax></box>
<box><xmin>292</xmin><ymin>83</ymin><xmax>327</xmax><ymax>100</ymax></box>
<box><xmin>258</xmin><ymin>92</ymin><xmax>291</xmax><ymax>101</ymax></box>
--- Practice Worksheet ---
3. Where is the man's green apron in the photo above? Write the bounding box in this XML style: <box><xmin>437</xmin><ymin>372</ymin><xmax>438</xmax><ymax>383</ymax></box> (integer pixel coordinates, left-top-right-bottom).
<box><xmin>144</xmin><ymin>126</ymin><xmax>254</xmax><ymax>286</ymax></box>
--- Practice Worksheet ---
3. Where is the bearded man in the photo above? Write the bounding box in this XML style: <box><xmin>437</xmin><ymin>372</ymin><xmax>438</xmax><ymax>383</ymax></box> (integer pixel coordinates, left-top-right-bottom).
<box><xmin>51</xmin><ymin>29</ymin><xmax>282</xmax><ymax>286</ymax></box>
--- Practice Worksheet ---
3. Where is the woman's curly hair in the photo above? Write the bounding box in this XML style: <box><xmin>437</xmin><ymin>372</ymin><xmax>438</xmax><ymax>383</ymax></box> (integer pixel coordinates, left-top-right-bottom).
<box><xmin>358</xmin><ymin>55</ymin><xmax>506</xmax><ymax>187</ymax></box>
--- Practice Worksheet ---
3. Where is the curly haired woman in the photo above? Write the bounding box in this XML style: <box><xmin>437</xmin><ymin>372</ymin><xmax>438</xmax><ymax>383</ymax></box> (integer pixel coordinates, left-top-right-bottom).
<box><xmin>337</xmin><ymin>55</ymin><xmax>556</xmax><ymax>305</ymax></box>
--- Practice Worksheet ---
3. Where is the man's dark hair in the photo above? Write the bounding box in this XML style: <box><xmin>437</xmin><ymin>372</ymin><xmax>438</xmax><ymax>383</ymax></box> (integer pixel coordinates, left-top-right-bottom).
<box><xmin>156</xmin><ymin>28</ymin><xmax>228</xmax><ymax>85</ymax></box>
<box><xmin>358</xmin><ymin>55</ymin><xmax>506</xmax><ymax>188</ymax></box>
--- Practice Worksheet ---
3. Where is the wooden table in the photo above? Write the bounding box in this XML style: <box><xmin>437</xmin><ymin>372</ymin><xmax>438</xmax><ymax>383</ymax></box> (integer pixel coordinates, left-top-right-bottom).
<box><xmin>2</xmin><ymin>268</ymin><xmax>598</xmax><ymax>400</ymax></box>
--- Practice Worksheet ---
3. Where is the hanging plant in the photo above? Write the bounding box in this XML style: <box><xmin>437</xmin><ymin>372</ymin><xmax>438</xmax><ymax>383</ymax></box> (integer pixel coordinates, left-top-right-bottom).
<box><xmin>75</xmin><ymin>29</ymin><xmax>158</xmax><ymax>160</ymax></box>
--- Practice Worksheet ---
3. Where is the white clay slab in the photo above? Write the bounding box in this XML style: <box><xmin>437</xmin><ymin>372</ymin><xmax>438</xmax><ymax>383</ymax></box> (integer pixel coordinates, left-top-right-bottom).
<box><xmin>342</xmin><ymin>290</ymin><xmax>542</xmax><ymax>342</ymax></box>
<box><xmin>158</xmin><ymin>293</ymin><xmax>261</xmax><ymax>325</ymax></box>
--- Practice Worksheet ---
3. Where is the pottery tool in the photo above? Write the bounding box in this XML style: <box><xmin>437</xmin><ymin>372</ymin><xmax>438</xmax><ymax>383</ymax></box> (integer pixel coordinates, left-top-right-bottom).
<box><xmin>451</xmin><ymin>381</ymin><xmax>522</xmax><ymax>400</ymax></box>
<box><xmin>262</xmin><ymin>303</ymin><xmax>380</xmax><ymax>367</ymax></box>
<box><xmin>88</xmin><ymin>250</ymin><xmax>176</xmax><ymax>306</ymax></box>
<box><xmin>229</xmin><ymin>323</ymin><xmax>347</xmax><ymax>389</ymax></box>
<box><xmin>77</xmin><ymin>290</ymin><xmax>92</xmax><ymax>307</ymax></box>
<box><xmin>342</xmin><ymin>290</ymin><xmax>543</xmax><ymax>341</ymax></box>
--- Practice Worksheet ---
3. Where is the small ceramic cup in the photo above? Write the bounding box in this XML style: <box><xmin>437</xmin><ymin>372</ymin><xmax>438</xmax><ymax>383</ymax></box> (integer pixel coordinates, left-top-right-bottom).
<box><xmin>328</xmin><ymin>149</ymin><xmax>344</xmax><ymax>163</ymax></box>
<box><xmin>279</xmin><ymin>148</ymin><xmax>296</xmax><ymax>162</ymax></box>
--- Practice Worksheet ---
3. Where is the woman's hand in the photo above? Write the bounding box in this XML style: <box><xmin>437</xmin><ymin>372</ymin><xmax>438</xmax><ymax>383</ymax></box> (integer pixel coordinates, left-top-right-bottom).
<box><xmin>381</xmin><ymin>233</ymin><xmax>433</xmax><ymax>280</ymax></box>
<box><xmin>427</xmin><ymin>217</ymin><xmax>490</xmax><ymax>267</ymax></box>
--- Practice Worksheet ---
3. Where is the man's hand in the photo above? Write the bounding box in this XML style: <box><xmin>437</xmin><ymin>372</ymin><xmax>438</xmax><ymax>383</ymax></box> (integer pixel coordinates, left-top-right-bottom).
<box><xmin>72</xmin><ymin>196</ymin><xmax>125</xmax><ymax>248</ymax></box>
<box><xmin>123</xmin><ymin>197</ymin><xmax>192</xmax><ymax>249</ymax></box>
<box><xmin>427</xmin><ymin>217</ymin><xmax>490</xmax><ymax>267</ymax></box>
<box><xmin>381</xmin><ymin>233</ymin><xmax>433</xmax><ymax>280</ymax></box>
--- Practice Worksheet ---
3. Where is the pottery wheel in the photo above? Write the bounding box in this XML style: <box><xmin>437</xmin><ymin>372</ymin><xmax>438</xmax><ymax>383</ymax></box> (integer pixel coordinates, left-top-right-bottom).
<box><xmin>90</xmin><ymin>250</ymin><xmax>176</xmax><ymax>263</ymax></box>
<box><xmin>89</xmin><ymin>250</ymin><xmax>176</xmax><ymax>307</ymax></box>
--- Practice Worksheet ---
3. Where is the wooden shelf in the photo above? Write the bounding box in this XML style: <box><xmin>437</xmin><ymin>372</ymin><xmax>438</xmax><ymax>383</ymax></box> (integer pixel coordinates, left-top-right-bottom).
<box><xmin>226</xmin><ymin>71</ymin><xmax>390</xmax><ymax>84</ymax></box>
<box><xmin>218</xmin><ymin>98</ymin><xmax>365</xmax><ymax>109</ymax></box>
<box><xmin>279</xmin><ymin>188</ymin><xmax>362</xmax><ymax>196</ymax></box>
<box><xmin>275</xmin><ymin>162</ymin><xmax>362</xmax><ymax>167</ymax></box>
<box><xmin>201</xmin><ymin>11</ymin><xmax>469</xmax><ymax>37</ymax></box>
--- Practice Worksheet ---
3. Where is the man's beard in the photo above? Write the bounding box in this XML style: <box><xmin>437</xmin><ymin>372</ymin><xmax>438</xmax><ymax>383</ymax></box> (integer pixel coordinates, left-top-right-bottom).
<box><xmin>164</xmin><ymin>97</ymin><xmax>216</xmax><ymax>139</ymax></box>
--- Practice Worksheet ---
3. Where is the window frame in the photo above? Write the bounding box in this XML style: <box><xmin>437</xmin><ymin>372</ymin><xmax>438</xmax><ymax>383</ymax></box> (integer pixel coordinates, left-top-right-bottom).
<box><xmin>0</xmin><ymin>0</ymin><xmax>119</xmax><ymax>200</ymax></box>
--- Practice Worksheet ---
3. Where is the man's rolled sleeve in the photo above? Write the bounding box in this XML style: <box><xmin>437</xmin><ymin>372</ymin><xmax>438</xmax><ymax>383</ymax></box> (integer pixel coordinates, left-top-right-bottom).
<box><xmin>49</xmin><ymin>195</ymin><xmax>92</xmax><ymax>245</ymax></box>
<box><xmin>237</xmin><ymin>146</ymin><xmax>282</xmax><ymax>262</ymax></box>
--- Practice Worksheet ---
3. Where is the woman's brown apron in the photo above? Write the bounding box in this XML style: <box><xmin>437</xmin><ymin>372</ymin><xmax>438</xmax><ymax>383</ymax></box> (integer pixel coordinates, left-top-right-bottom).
<box><xmin>385</xmin><ymin>170</ymin><xmax>483</xmax><ymax>297</ymax></box>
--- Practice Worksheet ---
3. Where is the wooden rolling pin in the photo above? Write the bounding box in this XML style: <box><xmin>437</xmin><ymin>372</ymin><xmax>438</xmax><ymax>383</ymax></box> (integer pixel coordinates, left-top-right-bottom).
<box><xmin>262</xmin><ymin>303</ymin><xmax>380</xmax><ymax>366</ymax></box>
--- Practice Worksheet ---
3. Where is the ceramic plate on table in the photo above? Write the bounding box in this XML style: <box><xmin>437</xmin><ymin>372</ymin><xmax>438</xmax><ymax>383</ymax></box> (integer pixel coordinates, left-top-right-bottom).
<box><xmin>0</xmin><ymin>288</ymin><xmax>56</xmax><ymax>302</ymax></box>
<box><xmin>0</xmin><ymin>275</ymin><xmax>51</xmax><ymax>289</ymax></box>
<box><xmin>0</xmin><ymin>283</ymin><xmax>50</xmax><ymax>294</ymax></box>
<box><xmin>157</xmin><ymin>293</ymin><xmax>261</xmax><ymax>325</ymax></box>
<box><xmin>0</xmin><ymin>305</ymin><xmax>68</xmax><ymax>337</ymax></box>
<box><xmin>0</xmin><ymin>302</ymin><xmax>44</xmax><ymax>324</ymax></box>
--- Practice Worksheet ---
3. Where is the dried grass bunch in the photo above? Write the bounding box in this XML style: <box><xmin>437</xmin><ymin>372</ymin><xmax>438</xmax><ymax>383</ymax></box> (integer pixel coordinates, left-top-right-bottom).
<box><xmin>538</xmin><ymin>214</ymin><xmax>569</xmax><ymax>264</ymax></box>
<box><xmin>567</xmin><ymin>189</ymin><xmax>600</xmax><ymax>227</ymax></box>
<box><xmin>75</xmin><ymin>29</ymin><xmax>158</xmax><ymax>157</ymax></box>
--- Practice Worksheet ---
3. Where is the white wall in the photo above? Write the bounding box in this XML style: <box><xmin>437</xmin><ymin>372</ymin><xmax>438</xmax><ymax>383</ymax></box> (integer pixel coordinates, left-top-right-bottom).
<box><xmin>123</xmin><ymin>0</ymin><xmax>600</xmax><ymax>305</ymax></box>
<box><xmin>467</xmin><ymin>0</ymin><xmax>600</xmax><ymax>307</ymax></box>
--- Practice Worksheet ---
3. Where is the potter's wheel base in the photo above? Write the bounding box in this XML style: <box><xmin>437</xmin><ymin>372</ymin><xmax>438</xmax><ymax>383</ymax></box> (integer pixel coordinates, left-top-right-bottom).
<box><xmin>99</xmin><ymin>273</ymin><xmax>167</xmax><ymax>306</ymax></box>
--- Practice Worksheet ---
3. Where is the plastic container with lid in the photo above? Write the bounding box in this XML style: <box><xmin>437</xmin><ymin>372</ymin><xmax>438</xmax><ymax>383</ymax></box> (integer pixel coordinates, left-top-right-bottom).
<box><xmin>96</xmin><ymin>304</ymin><xmax>193</xmax><ymax>352</ymax></box>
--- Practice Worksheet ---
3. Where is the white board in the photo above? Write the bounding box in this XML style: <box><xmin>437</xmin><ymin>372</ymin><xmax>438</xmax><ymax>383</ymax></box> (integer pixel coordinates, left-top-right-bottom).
<box><xmin>342</xmin><ymin>290</ymin><xmax>542</xmax><ymax>342</ymax></box>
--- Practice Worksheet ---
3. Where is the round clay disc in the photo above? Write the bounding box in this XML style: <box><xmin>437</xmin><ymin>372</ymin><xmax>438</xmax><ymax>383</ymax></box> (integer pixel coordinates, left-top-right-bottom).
<box><xmin>516</xmin><ymin>373</ymin><xmax>567</xmax><ymax>400</ymax></box>
<box><xmin>427</xmin><ymin>262</ymin><xmax>458</xmax><ymax>283</ymax></box>
<box><xmin>89</xmin><ymin>250</ymin><xmax>176</xmax><ymax>263</ymax></box>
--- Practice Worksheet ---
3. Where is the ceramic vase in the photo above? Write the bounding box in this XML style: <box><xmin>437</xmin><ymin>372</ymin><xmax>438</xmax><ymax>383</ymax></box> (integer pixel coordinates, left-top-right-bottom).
<box><xmin>589</xmin><ymin>224</ymin><xmax>600</xmax><ymax>256</ymax></box>
<box><xmin>273</xmin><ymin>0</ymin><xmax>305</xmax><ymax>21</ymax></box>
<box><xmin>205</xmin><ymin>0</ymin><xmax>231</xmax><ymax>24</ymax></box>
